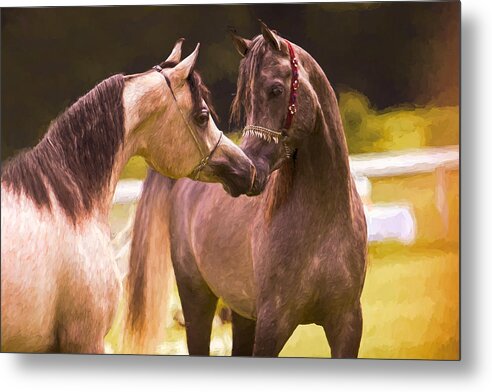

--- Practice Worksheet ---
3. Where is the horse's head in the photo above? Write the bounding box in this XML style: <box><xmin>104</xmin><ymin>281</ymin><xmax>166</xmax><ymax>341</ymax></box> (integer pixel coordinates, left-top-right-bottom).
<box><xmin>230</xmin><ymin>23</ymin><xmax>318</xmax><ymax>195</ymax></box>
<box><xmin>123</xmin><ymin>40</ymin><xmax>256</xmax><ymax>197</ymax></box>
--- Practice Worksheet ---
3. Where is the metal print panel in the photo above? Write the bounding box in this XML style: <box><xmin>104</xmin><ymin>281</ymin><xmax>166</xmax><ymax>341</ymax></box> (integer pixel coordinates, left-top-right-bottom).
<box><xmin>0</xmin><ymin>1</ymin><xmax>460</xmax><ymax>359</ymax></box>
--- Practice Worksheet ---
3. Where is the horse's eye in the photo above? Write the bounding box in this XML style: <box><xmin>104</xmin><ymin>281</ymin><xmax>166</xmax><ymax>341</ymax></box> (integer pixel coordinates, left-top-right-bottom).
<box><xmin>270</xmin><ymin>85</ymin><xmax>284</xmax><ymax>97</ymax></box>
<box><xmin>195</xmin><ymin>109</ymin><xmax>209</xmax><ymax>127</ymax></box>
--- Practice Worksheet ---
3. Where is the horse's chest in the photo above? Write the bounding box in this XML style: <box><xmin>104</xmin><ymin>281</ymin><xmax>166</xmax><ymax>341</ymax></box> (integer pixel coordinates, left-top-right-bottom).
<box><xmin>1</xmin><ymin>195</ymin><xmax>120</xmax><ymax>351</ymax></box>
<box><xmin>1</xmin><ymin>195</ymin><xmax>65</xmax><ymax>350</ymax></box>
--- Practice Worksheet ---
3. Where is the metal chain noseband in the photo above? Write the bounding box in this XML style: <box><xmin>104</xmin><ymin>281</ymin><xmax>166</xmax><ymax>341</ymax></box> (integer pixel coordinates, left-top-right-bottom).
<box><xmin>242</xmin><ymin>40</ymin><xmax>299</xmax><ymax>160</ymax></box>
<box><xmin>153</xmin><ymin>65</ymin><xmax>223</xmax><ymax>180</ymax></box>
<box><xmin>242</xmin><ymin>125</ymin><xmax>282</xmax><ymax>144</ymax></box>
<box><xmin>242</xmin><ymin>125</ymin><xmax>293</xmax><ymax>160</ymax></box>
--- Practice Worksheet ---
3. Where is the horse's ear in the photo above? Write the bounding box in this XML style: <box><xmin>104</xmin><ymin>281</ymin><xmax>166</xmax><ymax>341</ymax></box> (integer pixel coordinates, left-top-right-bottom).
<box><xmin>173</xmin><ymin>43</ymin><xmax>200</xmax><ymax>81</ymax></box>
<box><xmin>165</xmin><ymin>38</ymin><xmax>185</xmax><ymax>63</ymax></box>
<box><xmin>259</xmin><ymin>20</ymin><xmax>281</xmax><ymax>51</ymax></box>
<box><xmin>228</xmin><ymin>28</ymin><xmax>251</xmax><ymax>57</ymax></box>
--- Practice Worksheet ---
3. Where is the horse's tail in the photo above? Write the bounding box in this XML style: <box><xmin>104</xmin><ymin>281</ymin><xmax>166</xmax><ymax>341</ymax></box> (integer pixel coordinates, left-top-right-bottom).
<box><xmin>123</xmin><ymin>169</ymin><xmax>176</xmax><ymax>354</ymax></box>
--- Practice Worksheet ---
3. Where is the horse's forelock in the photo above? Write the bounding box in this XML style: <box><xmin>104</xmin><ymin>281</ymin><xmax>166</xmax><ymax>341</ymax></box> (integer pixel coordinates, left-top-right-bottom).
<box><xmin>230</xmin><ymin>36</ymin><xmax>269</xmax><ymax>128</ymax></box>
<box><xmin>159</xmin><ymin>60</ymin><xmax>218</xmax><ymax>121</ymax></box>
<box><xmin>187</xmin><ymin>70</ymin><xmax>218</xmax><ymax>122</ymax></box>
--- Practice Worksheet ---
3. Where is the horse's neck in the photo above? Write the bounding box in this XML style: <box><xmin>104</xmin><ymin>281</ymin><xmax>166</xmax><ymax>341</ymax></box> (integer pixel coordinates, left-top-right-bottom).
<box><xmin>294</xmin><ymin>126</ymin><xmax>351</xmax><ymax>210</ymax></box>
<box><xmin>59</xmin><ymin>135</ymin><xmax>135</xmax><ymax>219</ymax></box>
<box><xmin>48</xmin><ymin>123</ymin><xmax>136</xmax><ymax>219</ymax></box>
<box><xmin>292</xmin><ymin>61</ymin><xmax>353</xmax><ymax>215</ymax></box>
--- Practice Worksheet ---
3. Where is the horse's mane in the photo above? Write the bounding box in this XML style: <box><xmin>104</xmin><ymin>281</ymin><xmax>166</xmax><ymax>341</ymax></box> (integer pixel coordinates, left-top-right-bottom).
<box><xmin>263</xmin><ymin>158</ymin><xmax>295</xmax><ymax>221</ymax></box>
<box><xmin>1</xmin><ymin>74</ymin><xmax>125</xmax><ymax>223</ymax></box>
<box><xmin>2</xmin><ymin>63</ymin><xmax>217</xmax><ymax>224</ymax></box>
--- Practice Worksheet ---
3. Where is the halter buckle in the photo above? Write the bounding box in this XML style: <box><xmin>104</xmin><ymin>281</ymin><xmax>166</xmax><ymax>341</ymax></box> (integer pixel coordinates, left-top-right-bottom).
<box><xmin>189</xmin><ymin>131</ymin><xmax>223</xmax><ymax>180</ymax></box>
<box><xmin>190</xmin><ymin>156</ymin><xmax>210</xmax><ymax>180</ymax></box>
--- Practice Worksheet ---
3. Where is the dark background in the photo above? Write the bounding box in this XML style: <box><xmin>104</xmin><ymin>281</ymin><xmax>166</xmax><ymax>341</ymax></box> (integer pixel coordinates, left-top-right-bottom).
<box><xmin>1</xmin><ymin>2</ymin><xmax>459</xmax><ymax>160</ymax></box>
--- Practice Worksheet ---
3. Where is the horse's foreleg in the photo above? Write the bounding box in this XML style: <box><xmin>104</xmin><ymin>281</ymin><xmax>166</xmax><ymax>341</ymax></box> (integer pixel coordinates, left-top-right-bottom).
<box><xmin>322</xmin><ymin>301</ymin><xmax>363</xmax><ymax>358</ymax></box>
<box><xmin>252</xmin><ymin>306</ymin><xmax>297</xmax><ymax>357</ymax></box>
<box><xmin>174</xmin><ymin>271</ymin><xmax>217</xmax><ymax>356</ymax></box>
<box><xmin>180</xmin><ymin>289</ymin><xmax>217</xmax><ymax>356</ymax></box>
<box><xmin>231</xmin><ymin>311</ymin><xmax>256</xmax><ymax>356</ymax></box>
<box><xmin>55</xmin><ymin>277</ymin><xmax>118</xmax><ymax>354</ymax></box>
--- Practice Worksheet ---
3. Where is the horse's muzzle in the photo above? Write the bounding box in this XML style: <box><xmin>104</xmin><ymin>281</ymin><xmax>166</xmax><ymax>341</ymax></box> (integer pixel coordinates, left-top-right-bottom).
<box><xmin>246</xmin><ymin>168</ymin><xmax>268</xmax><ymax>197</ymax></box>
<box><xmin>199</xmin><ymin>140</ymin><xmax>257</xmax><ymax>197</ymax></box>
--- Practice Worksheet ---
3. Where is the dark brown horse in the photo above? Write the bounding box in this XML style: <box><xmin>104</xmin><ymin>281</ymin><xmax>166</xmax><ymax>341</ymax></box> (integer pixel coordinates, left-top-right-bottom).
<box><xmin>127</xmin><ymin>24</ymin><xmax>367</xmax><ymax>358</ymax></box>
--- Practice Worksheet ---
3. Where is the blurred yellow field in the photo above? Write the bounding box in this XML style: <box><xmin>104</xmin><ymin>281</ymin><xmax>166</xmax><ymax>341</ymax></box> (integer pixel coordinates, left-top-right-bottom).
<box><xmin>107</xmin><ymin>159</ymin><xmax>459</xmax><ymax>359</ymax></box>
<box><xmin>280</xmin><ymin>244</ymin><xmax>459</xmax><ymax>359</ymax></box>
<box><xmin>105</xmin><ymin>242</ymin><xmax>459</xmax><ymax>359</ymax></box>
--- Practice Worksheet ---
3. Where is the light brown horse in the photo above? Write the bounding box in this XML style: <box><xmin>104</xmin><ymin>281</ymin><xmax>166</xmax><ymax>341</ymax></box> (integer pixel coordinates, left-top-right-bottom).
<box><xmin>127</xmin><ymin>24</ymin><xmax>367</xmax><ymax>357</ymax></box>
<box><xmin>1</xmin><ymin>40</ymin><xmax>259</xmax><ymax>354</ymax></box>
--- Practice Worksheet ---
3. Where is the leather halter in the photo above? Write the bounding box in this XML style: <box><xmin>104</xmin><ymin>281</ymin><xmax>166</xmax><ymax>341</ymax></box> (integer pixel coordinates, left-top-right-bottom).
<box><xmin>242</xmin><ymin>40</ymin><xmax>298</xmax><ymax>159</ymax></box>
<box><xmin>152</xmin><ymin>65</ymin><xmax>223</xmax><ymax>180</ymax></box>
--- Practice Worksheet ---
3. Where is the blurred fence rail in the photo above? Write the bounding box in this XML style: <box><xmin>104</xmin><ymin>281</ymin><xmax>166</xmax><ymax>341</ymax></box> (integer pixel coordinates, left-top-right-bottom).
<box><xmin>112</xmin><ymin>145</ymin><xmax>459</xmax><ymax>244</ymax></box>
<box><xmin>349</xmin><ymin>145</ymin><xmax>459</xmax><ymax>178</ymax></box>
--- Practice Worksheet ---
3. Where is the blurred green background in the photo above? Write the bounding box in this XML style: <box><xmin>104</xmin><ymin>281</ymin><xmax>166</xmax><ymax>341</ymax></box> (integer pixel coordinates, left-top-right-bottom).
<box><xmin>1</xmin><ymin>2</ymin><xmax>459</xmax><ymax>160</ymax></box>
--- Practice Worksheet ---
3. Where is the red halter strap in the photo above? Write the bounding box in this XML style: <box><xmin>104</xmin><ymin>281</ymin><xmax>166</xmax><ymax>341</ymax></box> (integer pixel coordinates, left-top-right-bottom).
<box><xmin>283</xmin><ymin>40</ymin><xmax>299</xmax><ymax>130</ymax></box>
